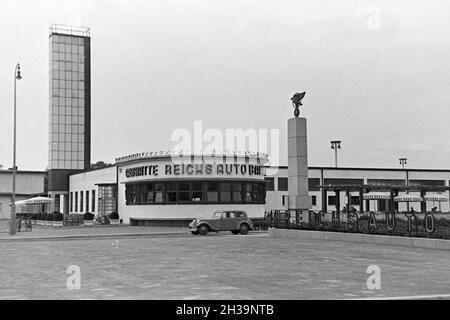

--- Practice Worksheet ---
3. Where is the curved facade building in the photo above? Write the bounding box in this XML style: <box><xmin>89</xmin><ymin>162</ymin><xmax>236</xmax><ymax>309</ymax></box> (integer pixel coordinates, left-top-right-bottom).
<box><xmin>69</xmin><ymin>151</ymin><xmax>269</xmax><ymax>225</ymax></box>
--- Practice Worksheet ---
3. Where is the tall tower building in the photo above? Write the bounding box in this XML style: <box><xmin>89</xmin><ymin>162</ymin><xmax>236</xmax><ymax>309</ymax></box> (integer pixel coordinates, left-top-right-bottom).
<box><xmin>48</xmin><ymin>24</ymin><xmax>91</xmax><ymax>213</ymax></box>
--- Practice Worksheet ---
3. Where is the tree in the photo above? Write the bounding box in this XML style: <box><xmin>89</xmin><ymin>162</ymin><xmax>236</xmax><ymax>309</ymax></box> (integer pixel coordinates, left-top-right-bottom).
<box><xmin>90</xmin><ymin>161</ymin><xmax>111</xmax><ymax>169</ymax></box>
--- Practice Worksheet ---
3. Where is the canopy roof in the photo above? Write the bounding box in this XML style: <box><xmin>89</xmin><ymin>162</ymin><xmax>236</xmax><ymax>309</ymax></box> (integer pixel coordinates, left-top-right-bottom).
<box><xmin>363</xmin><ymin>192</ymin><xmax>391</xmax><ymax>200</ymax></box>
<box><xmin>12</xmin><ymin>196</ymin><xmax>54</xmax><ymax>206</ymax></box>
<box><xmin>319</xmin><ymin>184</ymin><xmax>450</xmax><ymax>192</ymax></box>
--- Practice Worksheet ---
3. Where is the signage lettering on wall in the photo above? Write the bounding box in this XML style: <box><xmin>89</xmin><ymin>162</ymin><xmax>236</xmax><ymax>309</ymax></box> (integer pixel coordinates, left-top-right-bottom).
<box><xmin>306</xmin><ymin>210</ymin><xmax>437</xmax><ymax>236</ymax></box>
<box><xmin>125</xmin><ymin>165</ymin><xmax>159</xmax><ymax>178</ymax></box>
<box><xmin>125</xmin><ymin>163</ymin><xmax>263</xmax><ymax>178</ymax></box>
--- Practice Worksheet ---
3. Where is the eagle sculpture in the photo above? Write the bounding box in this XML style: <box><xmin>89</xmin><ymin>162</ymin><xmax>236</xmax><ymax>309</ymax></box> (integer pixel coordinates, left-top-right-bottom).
<box><xmin>291</xmin><ymin>92</ymin><xmax>306</xmax><ymax>118</ymax></box>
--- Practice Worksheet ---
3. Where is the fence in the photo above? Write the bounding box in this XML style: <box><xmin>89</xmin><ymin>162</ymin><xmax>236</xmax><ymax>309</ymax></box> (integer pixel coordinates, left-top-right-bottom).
<box><xmin>265</xmin><ymin>210</ymin><xmax>450</xmax><ymax>240</ymax></box>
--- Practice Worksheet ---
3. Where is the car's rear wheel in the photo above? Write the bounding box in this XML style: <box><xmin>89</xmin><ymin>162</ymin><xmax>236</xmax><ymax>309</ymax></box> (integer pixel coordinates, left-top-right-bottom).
<box><xmin>239</xmin><ymin>223</ymin><xmax>249</xmax><ymax>235</ymax></box>
<box><xmin>231</xmin><ymin>230</ymin><xmax>239</xmax><ymax>235</ymax></box>
<box><xmin>191</xmin><ymin>230</ymin><xmax>199</xmax><ymax>235</ymax></box>
<box><xmin>198</xmin><ymin>224</ymin><xmax>209</xmax><ymax>235</ymax></box>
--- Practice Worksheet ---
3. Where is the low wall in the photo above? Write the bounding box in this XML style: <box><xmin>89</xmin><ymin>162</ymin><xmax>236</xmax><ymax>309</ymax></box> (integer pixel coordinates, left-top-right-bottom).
<box><xmin>130</xmin><ymin>218</ymin><xmax>192</xmax><ymax>227</ymax></box>
<box><xmin>268</xmin><ymin>228</ymin><xmax>450</xmax><ymax>250</ymax></box>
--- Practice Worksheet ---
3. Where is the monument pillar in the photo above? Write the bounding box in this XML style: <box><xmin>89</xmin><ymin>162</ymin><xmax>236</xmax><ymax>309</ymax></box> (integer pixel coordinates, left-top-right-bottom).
<box><xmin>288</xmin><ymin>92</ymin><xmax>311</xmax><ymax>223</ymax></box>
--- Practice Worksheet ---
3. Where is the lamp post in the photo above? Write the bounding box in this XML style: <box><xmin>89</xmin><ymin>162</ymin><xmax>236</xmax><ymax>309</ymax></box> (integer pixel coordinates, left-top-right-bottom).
<box><xmin>399</xmin><ymin>157</ymin><xmax>409</xmax><ymax>210</ymax></box>
<box><xmin>10</xmin><ymin>63</ymin><xmax>22</xmax><ymax>235</ymax></box>
<box><xmin>399</xmin><ymin>158</ymin><xmax>407</xmax><ymax>169</ymax></box>
<box><xmin>330</xmin><ymin>140</ymin><xmax>341</xmax><ymax>168</ymax></box>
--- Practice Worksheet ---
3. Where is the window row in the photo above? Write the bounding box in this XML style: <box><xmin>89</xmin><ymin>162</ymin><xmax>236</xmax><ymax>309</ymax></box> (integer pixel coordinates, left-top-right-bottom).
<box><xmin>49</xmin><ymin>160</ymin><xmax>85</xmax><ymax>170</ymax></box>
<box><xmin>50</xmin><ymin>124</ymin><xmax>85</xmax><ymax>134</ymax></box>
<box><xmin>51</xmin><ymin>106</ymin><xmax>86</xmax><ymax>115</ymax></box>
<box><xmin>51</xmin><ymin>35</ymin><xmax>85</xmax><ymax>46</ymax></box>
<box><xmin>51</xmin><ymin>70</ymin><xmax>85</xmax><ymax>81</ymax></box>
<box><xmin>327</xmin><ymin>196</ymin><xmax>361</xmax><ymax>206</ymax></box>
<box><xmin>51</xmin><ymin>53</ymin><xmax>85</xmax><ymax>63</ymax></box>
<box><xmin>49</xmin><ymin>140</ymin><xmax>85</xmax><ymax>149</ymax></box>
<box><xmin>51</xmin><ymin>88</ymin><xmax>85</xmax><ymax>98</ymax></box>
<box><xmin>50</xmin><ymin>115</ymin><xmax>85</xmax><ymax>124</ymax></box>
<box><xmin>51</xmin><ymin>97</ymin><xmax>85</xmax><ymax>107</ymax></box>
<box><xmin>265</xmin><ymin>177</ymin><xmax>321</xmax><ymax>192</ymax></box>
<box><xmin>125</xmin><ymin>181</ymin><xmax>266</xmax><ymax>205</ymax></box>
<box><xmin>51</xmin><ymin>44</ymin><xmax>84</xmax><ymax>55</ymax></box>
<box><xmin>70</xmin><ymin>189</ymin><xmax>95</xmax><ymax>213</ymax></box>
<box><xmin>49</xmin><ymin>151</ymin><xmax>85</xmax><ymax>161</ymax></box>
<box><xmin>52</xmin><ymin>60</ymin><xmax>85</xmax><ymax>71</ymax></box>
<box><xmin>49</xmin><ymin>141</ymin><xmax>85</xmax><ymax>149</ymax></box>
<box><xmin>52</xmin><ymin>80</ymin><xmax>85</xmax><ymax>90</ymax></box>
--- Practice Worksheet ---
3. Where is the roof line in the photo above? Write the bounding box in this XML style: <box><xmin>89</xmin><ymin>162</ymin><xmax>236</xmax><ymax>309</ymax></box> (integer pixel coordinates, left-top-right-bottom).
<box><xmin>265</xmin><ymin>166</ymin><xmax>450</xmax><ymax>172</ymax></box>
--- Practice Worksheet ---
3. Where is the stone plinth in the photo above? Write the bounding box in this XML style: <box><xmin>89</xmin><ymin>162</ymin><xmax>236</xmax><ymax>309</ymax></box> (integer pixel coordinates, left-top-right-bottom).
<box><xmin>288</xmin><ymin>117</ymin><xmax>311</xmax><ymax>221</ymax></box>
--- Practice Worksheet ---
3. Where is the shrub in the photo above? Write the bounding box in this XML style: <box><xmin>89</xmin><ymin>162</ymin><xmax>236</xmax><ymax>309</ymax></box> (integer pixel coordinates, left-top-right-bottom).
<box><xmin>31</xmin><ymin>213</ymin><xmax>37</xmax><ymax>220</ymax></box>
<box><xmin>47</xmin><ymin>213</ymin><xmax>54</xmax><ymax>221</ymax></box>
<box><xmin>41</xmin><ymin>213</ymin><xmax>47</xmax><ymax>221</ymax></box>
<box><xmin>53</xmin><ymin>212</ymin><xmax>64</xmax><ymax>221</ymax></box>
<box><xmin>110</xmin><ymin>212</ymin><xmax>119</xmax><ymax>220</ymax></box>
<box><xmin>83</xmin><ymin>212</ymin><xmax>94</xmax><ymax>220</ymax></box>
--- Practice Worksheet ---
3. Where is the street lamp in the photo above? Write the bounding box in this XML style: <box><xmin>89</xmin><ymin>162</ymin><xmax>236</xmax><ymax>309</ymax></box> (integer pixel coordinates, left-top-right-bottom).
<box><xmin>399</xmin><ymin>158</ymin><xmax>407</xmax><ymax>169</ymax></box>
<box><xmin>330</xmin><ymin>140</ymin><xmax>342</xmax><ymax>168</ymax></box>
<box><xmin>399</xmin><ymin>157</ymin><xmax>409</xmax><ymax>210</ymax></box>
<box><xmin>10</xmin><ymin>63</ymin><xmax>22</xmax><ymax>235</ymax></box>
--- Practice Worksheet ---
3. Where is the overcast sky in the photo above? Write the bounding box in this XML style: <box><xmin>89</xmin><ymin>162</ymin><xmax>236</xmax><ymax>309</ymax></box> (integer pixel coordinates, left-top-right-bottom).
<box><xmin>1</xmin><ymin>0</ymin><xmax>450</xmax><ymax>171</ymax></box>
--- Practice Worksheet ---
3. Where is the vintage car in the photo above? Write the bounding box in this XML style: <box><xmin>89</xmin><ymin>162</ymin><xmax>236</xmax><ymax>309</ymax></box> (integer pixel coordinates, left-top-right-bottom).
<box><xmin>189</xmin><ymin>210</ymin><xmax>254</xmax><ymax>235</ymax></box>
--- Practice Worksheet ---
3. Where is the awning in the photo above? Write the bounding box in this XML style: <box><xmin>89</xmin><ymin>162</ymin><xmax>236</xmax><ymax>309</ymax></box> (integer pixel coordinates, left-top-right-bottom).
<box><xmin>11</xmin><ymin>196</ymin><xmax>54</xmax><ymax>206</ymax></box>
<box><xmin>394</xmin><ymin>194</ymin><xmax>423</xmax><ymax>202</ymax></box>
<box><xmin>423</xmin><ymin>194</ymin><xmax>449</xmax><ymax>202</ymax></box>
<box><xmin>363</xmin><ymin>192</ymin><xmax>391</xmax><ymax>200</ymax></box>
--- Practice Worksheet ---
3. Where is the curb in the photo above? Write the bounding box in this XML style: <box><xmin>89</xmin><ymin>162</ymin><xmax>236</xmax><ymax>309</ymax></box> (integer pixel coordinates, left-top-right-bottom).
<box><xmin>268</xmin><ymin>228</ymin><xmax>450</xmax><ymax>251</ymax></box>
<box><xmin>0</xmin><ymin>232</ymin><xmax>191</xmax><ymax>243</ymax></box>
<box><xmin>0</xmin><ymin>230</ymin><xmax>268</xmax><ymax>243</ymax></box>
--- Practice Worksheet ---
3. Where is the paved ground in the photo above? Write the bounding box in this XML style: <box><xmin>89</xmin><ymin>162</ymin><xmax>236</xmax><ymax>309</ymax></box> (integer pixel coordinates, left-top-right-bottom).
<box><xmin>0</xmin><ymin>229</ymin><xmax>449</xmax><ymax>299</ymax></box>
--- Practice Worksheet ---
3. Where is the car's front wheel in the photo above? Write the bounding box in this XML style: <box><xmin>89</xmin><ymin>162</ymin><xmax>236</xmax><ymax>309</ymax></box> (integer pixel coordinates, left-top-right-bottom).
<box><xmin>231</xmin><ymin>230</ymin><xmax>239</xmax><ymax>235</ymax></box>
<box><xmin>191</xmin><ymin>230</ymin><xmax>199</xmax><ymax>235</ymax></box>
<box><xmin>239</xmin><ymin>223</ymin><xmax>249</xmax><ymax>235</ymax></box>
<box><xmin>198</xmin><ymin>224</ymin><xmax>209</xmax><ymax>235</ymax></box>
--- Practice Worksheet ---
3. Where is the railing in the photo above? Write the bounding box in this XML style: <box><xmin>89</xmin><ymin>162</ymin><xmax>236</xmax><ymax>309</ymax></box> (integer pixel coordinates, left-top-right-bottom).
<box><xmin>265</xmin><ymin>210</ymin><xmax>450</xmax><ymax>240</ymax></box>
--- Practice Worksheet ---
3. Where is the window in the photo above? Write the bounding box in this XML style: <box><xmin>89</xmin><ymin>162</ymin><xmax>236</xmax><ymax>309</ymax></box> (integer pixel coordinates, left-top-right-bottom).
<box><xmin>70</xmin><ymin>192</ymin><xmax>73</xmax><ymax>212</ymax></box>
<box><xmin>265</xmin><ymin>177</ymin><xmax>274</xmax><ymax>191</ymax></box>
<box><xmin>328</xmin><ymin>196</ymin><xmax>337</xmax><ymax>206</ymax></box>
<box><xmin>278</xmin><ymin>177</ymin><xmax>288</xmax><ymax>191</ymax></box>
<box><xmin>179</xmin><ymin>183</ymin><xmax>190</xmax><ymax>202</ymax></box>
<box><xmin>85</xmin><ymin>190</ymin><xmax>89</xmax><ymax>212</ymax></box>
<box><xmin>138</xmin><ymin>184</ymin><xmax>147</xmax><ymax>203</ymax></box>
<box><xmin>312</xmin><ymin>195</ymin><xmax>317</xmax><ymax>206</ymax></box>
<box><xmin>75</xmin><ymin>192</ymin><xmax>78</xmax><ymax>212</ymax></box>
<box><xmin>80</xmin><ymin>191</ymin><xmax>84</xmax><ymax>213</ymax></box>
<box><xmin>154</xmin><ymin>184</ymin><xmax>163</xmax><ymax>203</ymax></box>
<box><xmin>166</xmin><ymin>183</ymin><xmax>177</xmax><ymax>203</ymax></box>
<box><xmin>126</xmin><ymin>184</ymin><xmax>137</xmax><ymax>204</ymax></box>
<box><xmin>98</xmin><ymin>185</ymin><xmax>117</xmax><ymax>216</ymax></box>
<box><xmin>192</xmin><ymin>182</ymin><xmax>203</xmax><ymax>202</ymax></box>
<box><xmin>232</xmin><ymin>183</ymin><xmax>242</xmax><ymax>202</ymax></box>
<box><xmin>350</xmin><ymin>196</ymin><xmax>360</xmax><ymax>205</ymax></box>
<box><xmin>282</xmin><ymin>195</ymin><xmax>288</xmax><ymax>207</ymax></box>
<box><xmin>206</xmin><ymin>183</ymin><xmax>219</xmax><ymax>202</ymax></box>
<box><xmin>92</xmin><ymin>190</ymin><xmax>95</xmax><ymax>212</ymax></box>
<box><xmin>219</xmin><ymin>183</ymin><xmax>231</xmax><ymax>202</ymax></box>
<box><xmin>146</xmin><ymin>184</ymin><xmax>154</xmax><ymax>203</ymax></box>
<box><xmin>124</xmin><ymin>181</ymin><xmax>266</xmax><ymax>205</ymax></box>
<box><xmin>244</xmin><ymin>183</ymin><xmax>253</xmax><ymax>202</ymax></box>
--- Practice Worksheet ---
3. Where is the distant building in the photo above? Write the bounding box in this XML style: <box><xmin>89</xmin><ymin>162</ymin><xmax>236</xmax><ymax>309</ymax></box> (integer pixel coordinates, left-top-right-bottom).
<box><xmin>68</xmin><ymin>152</ymin><xmax>450</xmax><ymax>225</ymax></box>
<box><xmin>47</xmin><ymin>24</ymin><xmax>91</xmax><ymax>213</ymax></box>
<box><xmin>0</xmin><ymin>170</ymin><xmax>46</xmax><ymax>219</ymax></box>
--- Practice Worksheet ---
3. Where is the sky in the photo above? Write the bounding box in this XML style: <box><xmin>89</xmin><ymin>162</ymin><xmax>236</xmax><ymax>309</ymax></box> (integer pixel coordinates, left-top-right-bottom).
<box><xmin>1</xmin><ymin>0</ymin><xmax>450</xmax><ymax>171</ymax></box>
